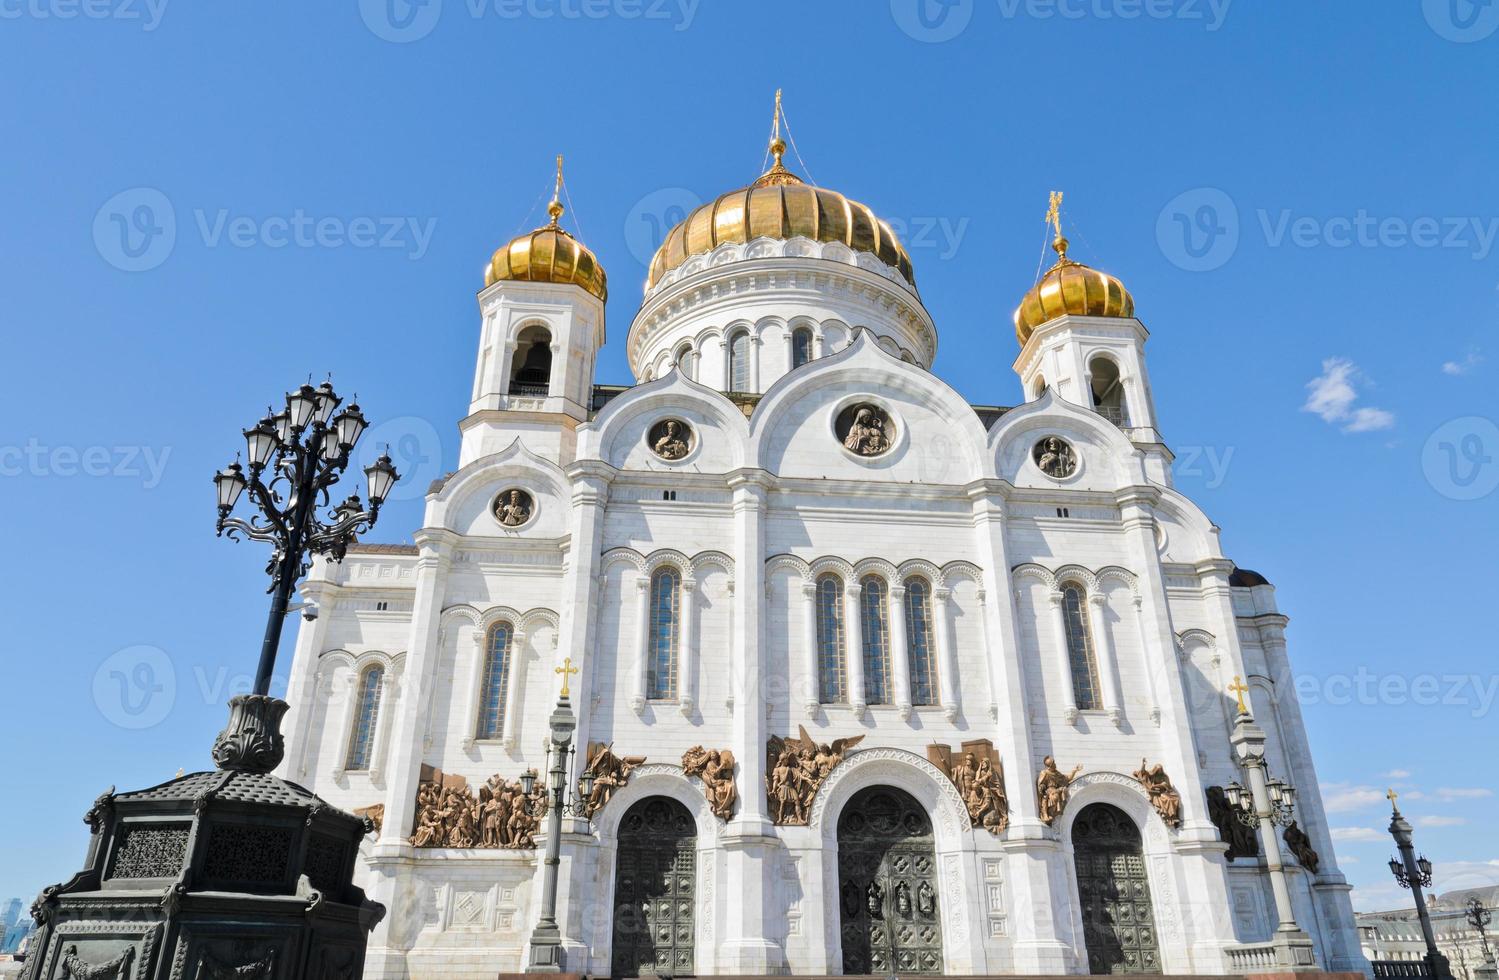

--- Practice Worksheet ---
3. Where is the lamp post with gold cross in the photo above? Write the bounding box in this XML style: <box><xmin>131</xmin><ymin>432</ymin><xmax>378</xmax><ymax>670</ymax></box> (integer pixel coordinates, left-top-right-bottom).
<box><xmin>525</xmin><ymin>657</ymin><xmax>582</xmax><ymax>972</ymax></box>
<box><xmin>1226</xmin><ymin>676</ymin><xmax>1320</xmax><ymax>970</ymax></box>
<box><xmin>1386</xmin><ymin>789</ymin><xmax>1453</xmax><ymax>979</ymax></box>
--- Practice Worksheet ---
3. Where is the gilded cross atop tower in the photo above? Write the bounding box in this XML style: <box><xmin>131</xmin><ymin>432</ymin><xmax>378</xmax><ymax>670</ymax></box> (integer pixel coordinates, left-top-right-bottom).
<box><xmin>556</xmin><ymin>656</ymin><xmax>579</xmax><ymax>698</ymax></box>
<box><xmin>547</xmin><ymin>153</ymin><xmax>565</xmax><ymax>227</ymax></box>
<box><xmin>1387</xmin><ymin>787</ymin><xmax>1400</xmax><ymax>808</ymax></box>
<box><xmin>1228</xmin><ymin>675</ymin><xmax>1250</xmax><ymax>715</ymax></box>
<box><xmin>769</xmin><ymin>88</ymin><xmax>785</xmax><ymax>167</ymax></box>
<box><xmin>1046</xmin><ymin>189</ymin><xmax>1071</xmax><ymax>262</ymax></box>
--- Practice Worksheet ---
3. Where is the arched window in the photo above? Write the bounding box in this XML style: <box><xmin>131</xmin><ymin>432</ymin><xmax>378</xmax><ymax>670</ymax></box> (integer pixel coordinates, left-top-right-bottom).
<box><xmin>1033</xmin><ymin>375</ymin><xmax>1048</xmax><ymax>400</ymax></box>
<box><xmin>476</xmin><ymin>621</ymin><xmax>514</xmax><ymax>740</ymax></box>
<box><xmin>509</xmin><ymin>324</ymin><xmax>553</xmax><ymax>396</ymax></box>
<box><xmin>904</xmin><ymin>577</ymin><xmax>938</xmax><ymax>706</ymax></box>
<box><xmin>791</xmin><ymin>327</ymin><xmax>814</xmax><ymax>369</ymax></box>
<box><xmin>1088</xmin><ymin>356</ymin><xmax>1130</xmax><ymax>427</ymax></box>
<box><xmin>345</xmin><ymin>665</ymin><xmax>384</xmax><ymax>771</ymax></box>
<box><xmin>674</xmin><ymin>342</ymin><xmax>695</xmax><ymax>380</ymax></box>
<box><xmin>1062</xmin><ymin>583</ymin><xmax>1103</xmax><ymax>710</ymax></box>
<box><xmin>816</xmin><ymin>575</ymin><xmax>846</xmax><ymax>703</ymax></box>
<box><xmin>647</xmin><ymin>567</ymin><xmax>681</xmax><ymax>700</ymax></box>
<box><xmin>860</xmin><ymin>575</ymin><xmax>892</xmax><ymax>704</ymax></box>
<box><xmin>727</xmin><ymin>330</ymin><xmax>751</xmax><ymax>392</ymax></box>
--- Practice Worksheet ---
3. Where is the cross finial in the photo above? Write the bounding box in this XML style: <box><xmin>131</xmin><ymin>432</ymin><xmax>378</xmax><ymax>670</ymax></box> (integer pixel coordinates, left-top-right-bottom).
<box><xmin>1046</xmin><ymin>190</ymin><xmax>1070</xmax><ymax>261</ymax></box>
<box><xmin>1228</xmin><ymin>675</ymin><xmax>1250</xmax><ymax>715</ymax></box>
<box><xmin>547</xmin><ymin>153</ymin><xmax>565</xmax><ymax>227</ymax></box>
<box><xmin>555</xmin><ymin>656</ymin><xmax>579</xmax><ymax>698</ymax></box>
<box><xmin>1388</xmin><ymin>787</ymin><xmax>1400</xmax><ymax>807</ymax></box>
<box><xmin>769</xmin><ymin>88</ymin><xmax>786</xmax><ymax>168</ymax></box>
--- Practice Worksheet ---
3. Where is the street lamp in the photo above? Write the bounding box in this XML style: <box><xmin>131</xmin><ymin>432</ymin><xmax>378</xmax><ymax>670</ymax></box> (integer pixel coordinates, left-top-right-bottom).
<box><xmin>215</xmin><ymin>380</ymin><xmax>398</xmax><ymax>698</ymax></box>
<box><xmin>1466</xmin><ymin>897</ymin><xmax>1493</xmax><ymax>965</ymax></box>
<box><xmin>1386</xmin><ymin>789</ymin><xmax>1452</xmax><ymax>979</ymax></box>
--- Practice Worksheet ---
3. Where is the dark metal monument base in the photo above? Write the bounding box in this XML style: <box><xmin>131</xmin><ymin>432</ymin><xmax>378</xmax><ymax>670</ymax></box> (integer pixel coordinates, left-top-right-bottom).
<box><xmin>22</xmin><ymin>695</ymin><xmax>383</xmax><ymax>980</ymax></box>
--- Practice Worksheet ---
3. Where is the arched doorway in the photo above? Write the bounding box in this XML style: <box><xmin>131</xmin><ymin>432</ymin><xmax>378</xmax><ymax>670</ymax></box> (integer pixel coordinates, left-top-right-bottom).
<box><xmin>836</xmin><ymin>785</ymin><xmax>943</xmax><ymax>975</ymax></box>
<box><xmin>1071</xmin><ymin>803</ymin><xmax>1162</xmax><ymax>974</ymax></box>
<box><xmin>610</xmin><ymin>796</ymin><xmax>696</xmax><ymax>978</ymax></box>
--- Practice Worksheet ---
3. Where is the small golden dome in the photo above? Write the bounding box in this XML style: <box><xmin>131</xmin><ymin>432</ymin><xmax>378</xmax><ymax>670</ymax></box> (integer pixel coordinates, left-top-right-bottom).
<box><xmin>484</xmin><ymin>156</ymin><xmax>608</xmax><ymax>302</ymax></box>
<box><xmin>1013</xmin><ymin>193</ymin><xmax>1133</xmax><ymax>345</ymax></box>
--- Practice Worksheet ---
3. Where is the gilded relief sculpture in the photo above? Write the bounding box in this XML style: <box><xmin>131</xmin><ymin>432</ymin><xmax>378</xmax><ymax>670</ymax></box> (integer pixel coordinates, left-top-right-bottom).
<box><xmin>493</xmin><ymin>488</ymin><xmax>533</xmax><ymax>527</ymax></box>
<box><xmin>1033</xmin><ymin>436</ymin><xmax>1077</xmax><ymax>479</ymax></box>
<box><xmin>838</xmin><ymin>404</ymin><xmax>892</xmax><ymax>457</ymax></box>
<box><xmin>928</xmin><ymin>740</ymin><xmax>1010</xmax><ymax>833</ymax></box>
<box><xmin>409</xmin><ymin>765</ymin><xmax>545</xmax><ymax>849</ymax></box>
<box><xmin>1036</xmin><ymin>756</ymin><xmax>1084</xmax><ymax>826</ymax></box>
<box><xmin>1132</xmin><ymin>759</ymin><xmax>1183</xmax><ymax>829</ymax></box>
<box><xmin>766</xmin><ymin>726</ymin><xmax>865</xmax><ymax>825</ymax></box>
<box><xmin>649</xmin><ymin>419</ymin><xmax>691</xmax><ymax>460</ymax></box>
<box><xmin>580</xmin><ymin>742</ymin><xmax>644</xmax><ymax>819</ymax></box>
<box><xmin>682</xmin><ymin>746</ymin><xmax>738</xmax><ymax>821</ymax></box>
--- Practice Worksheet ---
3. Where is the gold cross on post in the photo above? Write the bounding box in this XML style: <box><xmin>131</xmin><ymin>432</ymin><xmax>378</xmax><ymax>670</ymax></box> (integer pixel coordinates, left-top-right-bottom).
<box><xmin>546</xmin><ymin>153</ymin><xmax>565</xmax><ymax>227</ymax></box>
<box><xmin>1046</xmin><ymin>190</ymin><xmax>1064</xmax><ymax>238</ymax></box>
<box><xmin>556</xmin><ymin>657</ymin><xmax>579</xmax><ymax>699</ymax></box>
<box><xmin>1387</xmin><ymin>787</ymin><xmax>1399</xmax><ymax>805</ymax></box>
<box><xmin>1228</xmin><ymin>675</ymin><xmax>1250</xmax><ymax>715</ymax></box>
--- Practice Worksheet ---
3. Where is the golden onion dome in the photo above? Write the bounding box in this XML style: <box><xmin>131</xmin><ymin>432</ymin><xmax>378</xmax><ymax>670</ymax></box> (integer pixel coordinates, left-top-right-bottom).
<box><xmin>646</xmin><ymin>143</ymin><xmax>915</xmax><ymax>294</ymax></box>
<box><xmin>1013</xmin><ymin>193</ymin><xmax>1133</xmax><ymax>346</ymax></box>
<box><xmin>484</xmin><ymin>157</ymin><xmax>608</xmax><ymax>302</ymax></box>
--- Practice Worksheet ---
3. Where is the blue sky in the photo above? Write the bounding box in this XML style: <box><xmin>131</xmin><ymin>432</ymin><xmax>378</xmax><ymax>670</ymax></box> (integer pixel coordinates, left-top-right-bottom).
<box><xmin>1</xmin><ymin>0</ymin><xmax>1496</xmax><ymax>914</ymax></box>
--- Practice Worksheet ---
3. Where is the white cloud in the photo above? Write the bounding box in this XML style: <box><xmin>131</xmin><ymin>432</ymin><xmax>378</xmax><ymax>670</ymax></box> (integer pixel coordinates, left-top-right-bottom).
<box><xmin>1442</xmin><ymin>349</ymin><xmax>1483</xmax><ymax>375</ymax></box>
<box><xmin>1303</xmin><ymin>357</ymin><xmax>1396</xmax><ymax>433</ymax></box>
<box><xmin>1385</xmin><ymin>769</ymin><xmax>1412</xmax><ymax>779</ymax></box>
<box><xmin>1435</xmin><ymin>787</ymin><xmax>1494</xmax><ymax>800</ymax></box>
<box><xmin>1322</xmin><ymin>783</ymin><xmax>1387</xmax><ymax>813</ymax></box>
<box><xmin>1331</xmin><ymin>827</ymin><xmax>1384</xmax><ymax>842</ymax></box>
<box><xmin>1415</xmin><ymin>815</ymin><xmax>1467</xmax><ymax>827</ymax></box>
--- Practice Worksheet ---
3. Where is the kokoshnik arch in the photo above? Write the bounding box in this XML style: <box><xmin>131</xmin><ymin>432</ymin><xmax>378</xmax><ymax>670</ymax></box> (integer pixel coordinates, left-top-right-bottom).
<box><xmin>277</xmin><ymin>104</ymin><xmax>1367</xmax><ymax>977</ymax></box>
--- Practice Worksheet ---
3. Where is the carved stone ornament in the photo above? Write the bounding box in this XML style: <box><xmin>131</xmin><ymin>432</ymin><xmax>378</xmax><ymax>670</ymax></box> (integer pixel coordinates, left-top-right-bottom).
<box><xmin>1132</xmin><ymin>759</ymin><xmax>1183</xmax><ymax>829</ymax></box>
<box><xmin>835</xmin><ymin>403</ymin><xmax>894</xmax><ymax>457</ymax></box>
<box><xmin>682</xmin><ymin>746</ymin><xmax>738</xmax><ymax>821</ymax></box>
<box><xmin>409</xmin><ymin>765</ymin><xmax>546</xmax><ymax>849</ymax></box>
<box><xmin>580</xmin><ymin>742</ymin><xmax>645</xmax><ymax>819</ymax></box>
<box><xmin>928</xmin><ymin>740</ymin><xmax>1009</xmax><ymax>834</ymax></box>
<box><xmin>1036</xmin><ymin>755</ymin><xmax>1084</xmax><ymax>826</ymax></box>
<box><xmin>1032</xmin><ymin>435</ymin><xmax>1078</xmax><ymax>479</ymax></box>
<box><xmin>647</xmin><ymin>418</ymin><xmax>693</xmax><ymax>461</ymax></box>
<box><xmin>60</xmin><ymin>943</ymin><xmax>135</xmax><ymax>980</ymax></box>
<box><xmin>1206</xmin><ymin>785</ymin><xmax>1259</xmax><ymax>860</ymax></box>
<box><xmin>210</xmin><ymin>694</ymin><xmax>288</xmax><ymax>773</ymax></box>
<box><xmin>492</xmin><ymin>487</ymin><xmax>534</xmax><ymax>528</ymax></box>
<box><xmin>1282</xmin><ymin>820</ymin><xmax>1320</xmax><ymax>874</ymax></box>
<box><xmin>766</xmin><ymin>726</ymin><xmax>866</xmax><ymax>825</ymax></box>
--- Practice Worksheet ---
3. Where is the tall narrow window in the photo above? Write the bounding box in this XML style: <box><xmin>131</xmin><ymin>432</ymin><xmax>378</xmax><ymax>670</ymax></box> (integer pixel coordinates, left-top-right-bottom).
<box><xmin>345</xmin><ymin>665</ymin><xmax>384</xmax><ymax>771</ymax></box>
<box><xmin>860</xmin><ymin>576</ymin><xmax>892</xmax><ymax>704</ymax></box>
<box><xmin>675</xmin><ymin>342</ymin><xmax>694</xmax><ymax>380</ymax></box>
<box><xmin>647</xmin><ymin>567</ymin><xmax>681</xmax><ymax>700</ymax></box>
<box><xmin>791</xmin><ymin>327</ymin><xmax>813</xmax><ymax>369</ymax></box>
<box><xmin>1062</xmin><ymin>583</ymin><xmax>1103</xmax><ymax>710</ymax></box>
<box><xmin>904</xmin><ymin>577</ymin><xmax>938</xmax><ymax>706</ymax></box>
<box><xmin>816</xmin><ymin>575</ymin><xmax>846</xmax><ymax>703</ymax></box>
<box><xmin>728</xmin><ymin>330</ymin><xmax>751</xmax><ymax>392</ymax></box>
<box><xmin>476</xmin><ymin>622</ymin><xmax>514</xmax><ymax>740</ymax></box>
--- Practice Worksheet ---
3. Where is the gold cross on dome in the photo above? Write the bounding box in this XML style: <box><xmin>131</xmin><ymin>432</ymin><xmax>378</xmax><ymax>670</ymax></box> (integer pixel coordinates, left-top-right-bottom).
<box><xmin>1387</xmin><ymin>787</ymin><xmax>1399</xmax><ymax>805</ymax></box>
<box><xmin>1046</xmin><ymin>190</ymin><xmax>1064</xmax><ymax>238</ymax></box>
<box><xmin>556</xmin><ymin>656</ymin><xmax>579</xmax><ymax>698</ymax></box>
<box><xmin>1228</xmin><ymin>675</ymin><xmax>1250</xmax><ymax>715</ymax></box>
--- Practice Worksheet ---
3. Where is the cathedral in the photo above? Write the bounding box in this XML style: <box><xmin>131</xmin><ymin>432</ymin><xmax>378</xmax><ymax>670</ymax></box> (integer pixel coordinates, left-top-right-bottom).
<box><xmin>278</xmin><ymin>105</ymin><xmax>1366</xmax><ymax>977</ymax></box>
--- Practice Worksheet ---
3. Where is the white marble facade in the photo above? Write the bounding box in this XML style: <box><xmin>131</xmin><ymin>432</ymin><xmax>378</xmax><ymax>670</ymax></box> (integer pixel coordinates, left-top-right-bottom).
<box><xmin>277</xmin><ymin>170</ymin><xmax>1367</xmax><ymax>977</ymax></box>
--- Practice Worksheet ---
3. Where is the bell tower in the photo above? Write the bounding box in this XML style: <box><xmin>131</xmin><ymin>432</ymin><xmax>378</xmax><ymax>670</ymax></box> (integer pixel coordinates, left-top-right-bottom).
<box><xmin>462</xmin><ymin>156</ymin><xmax>607</xmax><ymax>468</ymax></box>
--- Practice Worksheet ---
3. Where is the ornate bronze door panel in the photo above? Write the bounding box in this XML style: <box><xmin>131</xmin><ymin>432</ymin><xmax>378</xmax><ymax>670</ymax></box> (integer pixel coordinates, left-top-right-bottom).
<box><xmin>1072</xmin><ymin>803</ymin><xmax>1162</xmax><ymax>975</ymax></box>
<box><xmin>611</xmin><ymin>797</ymin><xmax>696</xmax><ymax>978</ymax></box>
<box><xmin>837</xmin><ymin>785</ymin><xmax>944</xmax><ymax>975</ymax></box>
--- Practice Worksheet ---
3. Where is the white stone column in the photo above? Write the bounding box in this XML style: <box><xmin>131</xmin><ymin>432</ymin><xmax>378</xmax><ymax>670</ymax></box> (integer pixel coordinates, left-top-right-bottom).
<box><xmin>890</xmin><ymin>584</ymin><xmax>913</xmax><ymax>719</ymax></box>
<box><xmin>1132</xmin><ymin>595</ymin><xmax>1163</xmax><ymax>725</ymax></box>
<box><xmin>678</xmin><ymin>577</ymin><xmax>697</xmax><ymax>716</ymax></box>
<box><xmin>1048</xmin><ymin>590</ymin><xmax>1080</xmax><ymax>725</ymax></box>
<box><xmin>502</xmin><ymin>628</ymin><xmax>527</xmax><ymax>748</ymax></box>
<box><xmin>749</xmin><ymin>335</ymin><xmax>763</xmax><ymax>392</ymax></box>
<box><xmin>800</xmin><ymin>580</ymin><xmax>819</xmax><ymax>717</ymax></box>
<box><xmin>281</xmin><ymin>578</ymin><xmax>335</xmax><ymax>780</ymax></box>
<box><xmin>368</xmin><ymin>666</ymin><xmax>400</xmax><ymax>782</ymax></box>
<box><xmin>845</xmin><ymin>582</ymin><xmax>866</xmax><ymax>718</ymax></box>
<box><xmin>933</xmin><ymin>587</ymin><xmax>959</xmax><ymax>721</ymax></box>
<box><xmin>330</xmin><ymin>671</ymin><xmax>358</xmax><ymax>779</ymax></box>
<box><xmin>631</xmin><ymin>573</ymin><xmax>650</xmax><ymax>714</ymax></box>
<box><xmin>1087</xmin><ymin>593</ymin><xmax>1125</xmax><ymax>727</ymax></box>
<box><xmin>460</xmin><ymin>627</ymin><xmax>486</xmax><ymax>749</ymax></box>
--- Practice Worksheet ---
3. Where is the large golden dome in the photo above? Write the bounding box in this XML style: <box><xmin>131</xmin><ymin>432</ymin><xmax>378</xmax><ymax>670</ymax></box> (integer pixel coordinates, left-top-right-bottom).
<box><xmin>484</xmin><ymin>157</ymin><xmax>608</xmax><ymax>302</ymax></box>
<box><xmin>646</xmin><ymin>154</ymin><xmax>915</xmax><ymax>293</ymax></box>
<box><xmin>1013</xmin><ymin>195</ymin><xmax>1133</xmax><ymax>346</ymax></box>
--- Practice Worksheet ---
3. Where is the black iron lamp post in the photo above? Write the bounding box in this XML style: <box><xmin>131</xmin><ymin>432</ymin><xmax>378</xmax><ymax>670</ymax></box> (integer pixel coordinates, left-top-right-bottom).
<box><xmin>1387</xmin><ymin>789</ymin><xmax>1452</xmax><ymax>979</ymax></box>
<box><xmin>1469</xmin><ymin>898</ymin><xmax>1494</xmax><ymax>965</ymax></box>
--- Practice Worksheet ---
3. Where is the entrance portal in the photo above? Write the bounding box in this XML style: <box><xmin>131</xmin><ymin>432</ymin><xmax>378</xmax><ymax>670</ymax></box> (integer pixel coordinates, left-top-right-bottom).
<box><xmin>836</xmin><ymin>785</ymin><xmax>944</xmax><ymax>975</ymax></box>
<box><xmin>610</xmin><ymin>796</ymin><xmax>696</xmax><ymax>977</ymax></box>
<box><xmin>1071</xmin><ymin>802</ymin><xmax>1162</xmax><ymax>974</ymax></box>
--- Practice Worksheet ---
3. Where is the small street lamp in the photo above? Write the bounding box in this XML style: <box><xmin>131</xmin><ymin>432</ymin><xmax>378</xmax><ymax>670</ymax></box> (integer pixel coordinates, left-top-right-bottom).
<box><xmin>526</xmin><ymin>658</ymin><xmax>590</xmax><ymax>973</ymax></box>
<box><xmin>215</xmin><ymin>380</ymin><xmax>397</xmax><ymax>698</ymax></box>
<box><xmin>1386</xmin><ymin>789</ymin><xmax>1452</xmax><ymax>979</ymax></box>
<box><xmin>1467</xmin><ymin>898</ymin><xmax>1493</xmax><ymax>965</ymax></box>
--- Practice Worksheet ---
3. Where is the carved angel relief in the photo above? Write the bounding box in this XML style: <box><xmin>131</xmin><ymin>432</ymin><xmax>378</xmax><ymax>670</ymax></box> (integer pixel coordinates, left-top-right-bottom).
<box><xmin>1132</xmin><ymin>759</ymin><xmax>1183</xmax><ymax>829</ymax></box>
<box><xmin>928</xmin><ymin>740</ymin><xmax>1009</xmax><ymax>834</ymax></box>
<box><xmin>766</xmin><ymin>727</ymin><xmax>865</xmax><ymax>825</ymax></box>
<box><xmin>1036</xmin><ymin>755</ymin><xmax>1084</xmax><ymax>826</ymax></box>
<box><xmin>409</xmin><ymin>765</ymin><xmax>545</xmax><ymax>849</ymax></box>
<box><xmin>580</xmin><ymin>742</ymin><xmax>645</xmax><ymax>819</ymax></box>
<box><xmin>682</xmin><ymin>746</ymin><xmax>737</xmax><ymax>821</ymax></box>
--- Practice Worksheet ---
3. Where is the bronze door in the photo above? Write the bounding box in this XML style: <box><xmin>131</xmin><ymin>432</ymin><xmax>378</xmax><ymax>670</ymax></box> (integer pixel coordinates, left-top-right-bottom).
<box><xmin>837</xmin><ymin>785</ymin><xmax>944</xmax><ymax>975</ymax></box>
<box><xmin>611</xmin><ymin>797</ymin><xmax>696</xmax><ymax>978</ymax></box>
<box><xmin>1072</xmin><ymin>803</ymin><xmax>1162</xmax><ymax>974</ymax></box>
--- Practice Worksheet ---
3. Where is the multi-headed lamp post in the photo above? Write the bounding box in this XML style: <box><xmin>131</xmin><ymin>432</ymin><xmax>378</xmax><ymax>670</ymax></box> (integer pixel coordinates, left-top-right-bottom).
<box><xmin>1386</xmin><ymin>789</ymin><xmax>1452</xmax><ymax>979</ymax></box>
<box><xmin>1468</xmin><ymin>898</ymin><xmax>1494</xmax><ymax>967</ymax></box>
<box><xmin>214</xmin><ymin>380</ymin><xmax>398</xmax><ymax>697</ymax></box>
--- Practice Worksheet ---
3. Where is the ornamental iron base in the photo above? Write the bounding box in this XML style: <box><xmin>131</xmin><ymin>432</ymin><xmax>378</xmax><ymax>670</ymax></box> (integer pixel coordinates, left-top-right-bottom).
<box><xmin>21</xmin><ymin>696</ymin><xmax>384</xmax><ymax>980</ymax></box>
